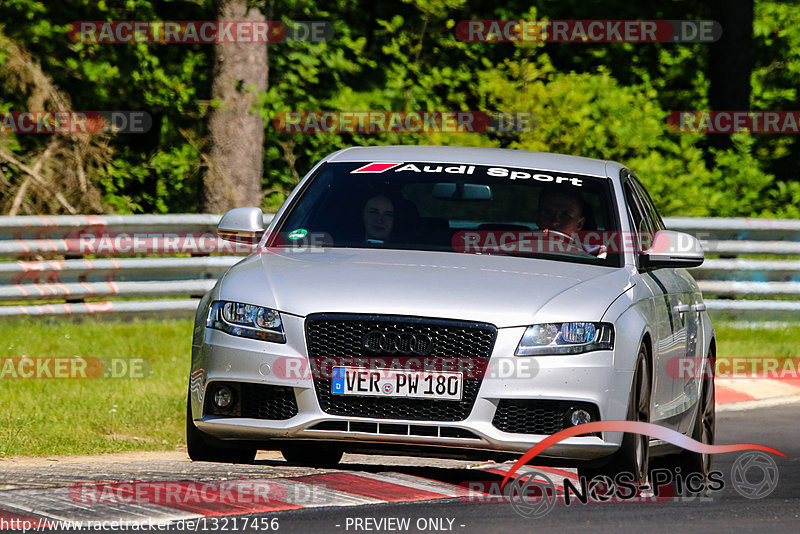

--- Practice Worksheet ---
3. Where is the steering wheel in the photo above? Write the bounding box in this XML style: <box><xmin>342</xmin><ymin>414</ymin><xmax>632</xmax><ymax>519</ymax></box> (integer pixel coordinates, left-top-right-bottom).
<box><xmin>542</xmin><ymin>229</ymin><xmax>573</xmax><ymax>241</ymax></box>
<box><xmin>536</xmin><ymin>229</ymin><xmax>605</xmax><ymax>257</ymax></box>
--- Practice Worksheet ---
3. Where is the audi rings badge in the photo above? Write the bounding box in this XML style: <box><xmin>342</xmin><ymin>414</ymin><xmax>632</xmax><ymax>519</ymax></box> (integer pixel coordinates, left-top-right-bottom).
<box><xmin>362</xmin><ymin>331</ymin><xmax>434</xmax><ymax>356</ymax></box>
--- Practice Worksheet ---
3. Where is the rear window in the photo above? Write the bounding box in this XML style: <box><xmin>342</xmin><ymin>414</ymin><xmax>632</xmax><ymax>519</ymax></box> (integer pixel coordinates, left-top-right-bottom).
<box><xmin>272</xmin><ymin>161</ymin><xmax>621</xmax><ymax>267</ymax></box>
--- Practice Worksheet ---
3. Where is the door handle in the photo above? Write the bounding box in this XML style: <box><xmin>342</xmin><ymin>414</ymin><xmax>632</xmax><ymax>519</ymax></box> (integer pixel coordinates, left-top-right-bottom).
<box><xmin>673</xmin><ymin>304</ymin><xmax>690</xmax><ymax>313</ymax></box>
<box><xmin>691</xmin><ymin>303</ymin><xmax>707</xmax><ymax>312</ymax></box>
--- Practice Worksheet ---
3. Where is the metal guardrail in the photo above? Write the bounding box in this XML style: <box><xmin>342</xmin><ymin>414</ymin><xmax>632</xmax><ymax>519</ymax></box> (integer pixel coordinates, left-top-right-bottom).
<box><xmin>0</xmin><ymin>214</ymin><xmax>222</xmax><ymax>238</ymax></box>
<box><xmin>0</xmin><ymin>214</ymin><xmax>273</xmax><ymax>318</ymax></box>
<box><xmin>0</xmin><ymin>214</ymin><xmax>797</xmax><ymax>319</ymax></box>
<box><xmin>664</xmin><ymin>217</ymin><xmax>800</xmax><ymax>318</ymax></box>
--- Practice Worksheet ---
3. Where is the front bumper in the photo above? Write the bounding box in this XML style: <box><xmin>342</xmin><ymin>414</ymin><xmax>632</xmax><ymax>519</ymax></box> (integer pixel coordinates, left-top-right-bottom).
<box><xmin>190</xmin><ymin>314</ymin><xmax>634</xmax><ymax>461</ymax></box>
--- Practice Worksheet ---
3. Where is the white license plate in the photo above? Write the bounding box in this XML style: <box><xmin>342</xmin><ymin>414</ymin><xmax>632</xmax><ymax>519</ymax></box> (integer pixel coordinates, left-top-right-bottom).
<box><xmin>331</xmin><ymin>367</ymin><xmax>463</xmax><ymax>401</ymax></box>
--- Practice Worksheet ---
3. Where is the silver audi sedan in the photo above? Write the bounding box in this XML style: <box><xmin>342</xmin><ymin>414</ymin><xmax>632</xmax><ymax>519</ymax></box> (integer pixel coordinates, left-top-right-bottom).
<box><xmin>187</xmin><ymin>146</ymin><xmax>716</xmax><ymax>483</ymax></box>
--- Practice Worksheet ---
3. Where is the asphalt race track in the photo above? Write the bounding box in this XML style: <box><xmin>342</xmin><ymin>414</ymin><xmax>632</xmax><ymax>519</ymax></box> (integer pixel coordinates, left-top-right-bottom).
<box><xmin>0</xmin><ymin>402</ymin><xmax>797</xmax><ymax>533</ymax></box>
<box><xmin>255</xmin><ymin>404</ymin><xmax>800</xmax><ymax>534</ymax></box>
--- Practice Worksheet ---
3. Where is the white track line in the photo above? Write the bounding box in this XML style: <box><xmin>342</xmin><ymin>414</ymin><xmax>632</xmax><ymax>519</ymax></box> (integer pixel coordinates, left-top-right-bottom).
<box><xmin>717</xmin><ymin>394</ymin><xmax>800</xmax><ymax>412</ymax></box>
<box><xmin>372</xmin><ymin>472</ymin><xmax>463</xmax><ymax>497</ymax></box>
<box><xmin>249</xmin><ymin>479</ymin><xmax>385</xmax><ymax>507</ymax></box>
<box><xmin>715</xmin><ymin>378</ymin><xmax>800</xmax><ymax>399</ymax></box>
<box><xmin>0</xmin><ymin>487</ymin><xmax>201</xmax><ymax>523</ymax></box>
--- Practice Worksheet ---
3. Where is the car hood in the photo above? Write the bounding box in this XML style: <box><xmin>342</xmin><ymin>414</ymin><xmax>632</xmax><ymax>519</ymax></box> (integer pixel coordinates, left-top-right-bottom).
<box><xmin>217</xmin><ymin>248</ymin><xmax>635</xmax><ymax>328</ymax></box>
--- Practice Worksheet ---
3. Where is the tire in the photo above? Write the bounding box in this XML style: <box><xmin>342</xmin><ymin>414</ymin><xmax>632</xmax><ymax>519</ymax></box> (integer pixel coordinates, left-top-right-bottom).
<box><xmin>282</xmin><ymin>443</ymin><xmax>343</xmax><ymax>467</ymax></box>
<box><xmin>186</xmin><ymin>395</ymin><xmax>257</xmax><ymax>464</ymax></box>
<box><xmin>579</xmin><ymin>345</ymin><xmax>651</xmax><ymax>484</ymax></box>
<box><xmin>654</xmin><ymin>351</ymin><xmax>716</xmax><ymax>484</ymax></box>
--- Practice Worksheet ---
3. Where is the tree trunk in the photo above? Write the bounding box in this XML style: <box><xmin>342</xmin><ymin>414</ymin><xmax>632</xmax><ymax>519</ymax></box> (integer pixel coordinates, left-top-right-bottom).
<box><xmin>200</xmin><ymin>0</ymin><xmax>268</xmax><ymax>213</ymax></box>
<box><xmin>707</xmin><ymin>0</ymin><xmax>753</xmax><ymax>151</ymax></box>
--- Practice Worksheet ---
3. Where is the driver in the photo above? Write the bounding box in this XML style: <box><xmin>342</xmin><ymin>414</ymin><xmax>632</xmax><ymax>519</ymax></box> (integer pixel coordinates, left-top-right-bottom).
<box><xmin>362</xmin><ymin>194</ymin><xmax>395</xmax><ymax>243</ymax></box>
<box><xmin>536</xmin><ymin>186</ymin><xmax>605</xmax><ymax>257</ymax></box>
<box><xmin>536</xmin><ymin>186</ymin><xmax>585</xmax><ymax>234</ymax></box>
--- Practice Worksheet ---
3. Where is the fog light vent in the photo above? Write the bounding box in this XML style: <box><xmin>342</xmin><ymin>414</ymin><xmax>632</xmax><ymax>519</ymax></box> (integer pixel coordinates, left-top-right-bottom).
<box><xmin>568</xmin><ymin>407</ymin><xmax>593</xmax><ymax>426</ymax></box>
<box><xmin>213</xmin><ymin>386</ymin><xmax>234</xmax><ymax>409</ymax></box>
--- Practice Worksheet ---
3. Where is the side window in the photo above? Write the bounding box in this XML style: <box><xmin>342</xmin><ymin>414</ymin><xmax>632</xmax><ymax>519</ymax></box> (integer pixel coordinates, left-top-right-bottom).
<box><xmin>623</xmin><ymin>179</ymin><xmax>653</xmax><ymax>252</ymax></box>
<box><xmin>631</xmin><ymin>176</ymin><xmax>665</xmax><ymax>231</ymax></box>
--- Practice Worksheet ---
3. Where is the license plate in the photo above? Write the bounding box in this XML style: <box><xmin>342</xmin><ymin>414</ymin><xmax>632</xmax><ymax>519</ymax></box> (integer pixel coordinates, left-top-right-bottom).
<box><xmin>331</xmin><ymin>367</ymin><xmax>463</xmax><ymax>401</ymax></box>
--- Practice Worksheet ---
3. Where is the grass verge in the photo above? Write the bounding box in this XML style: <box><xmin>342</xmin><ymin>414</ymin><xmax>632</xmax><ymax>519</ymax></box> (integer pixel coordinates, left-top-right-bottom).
<box><xmin>0</xmin><ymin>317</ymin><xmax>191</xmax><ymax>457</ymax></box>
<box><xmin>714</xmin><ymin>322</ymin><xmax>800</xmax><ymax>360</ymax></box>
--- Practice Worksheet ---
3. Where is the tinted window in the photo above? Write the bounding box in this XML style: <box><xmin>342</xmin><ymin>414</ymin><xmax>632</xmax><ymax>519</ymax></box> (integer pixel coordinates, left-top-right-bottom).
<box><xmin>623</xmin><ymin>178</ymin><xmax>653</xmax><ymax>252</ymax></box>
<box><xmin>275</xmin><ymin>162</ymin><xmax>622</xmax><ymax>267</ymax></box>
<box><xmin>631</xmin><ymin>176</ymin><xmax>665</xmax><ymax>231</ymax></box>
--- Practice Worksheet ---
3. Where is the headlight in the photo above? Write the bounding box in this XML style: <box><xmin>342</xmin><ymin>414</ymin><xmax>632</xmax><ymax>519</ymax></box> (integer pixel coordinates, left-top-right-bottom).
<box><xmin>207</xmin><ymin>301</ymin><xmax>286</xmax><ymax>343</ymax></box>
<box><xmin>515</xmin><ymin>322</ymin><xmax>613</xmax><ymax>356</ymax></box>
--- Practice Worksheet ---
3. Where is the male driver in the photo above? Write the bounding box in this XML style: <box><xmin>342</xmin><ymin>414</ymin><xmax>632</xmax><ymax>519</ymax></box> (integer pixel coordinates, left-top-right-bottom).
<box><xmin>535</xmin><ymin>186</ymin><xmax>606</xmax><ymax>257</ymax></box>
<box><xmin>362</xmin><ymin>194</ymin><xmax>395</xmax><ymax>242</ymax></box>
<box><xmin>536</xmin><ymin>186</ymin><xmax>585</xmax><ymax>234</ymax></box>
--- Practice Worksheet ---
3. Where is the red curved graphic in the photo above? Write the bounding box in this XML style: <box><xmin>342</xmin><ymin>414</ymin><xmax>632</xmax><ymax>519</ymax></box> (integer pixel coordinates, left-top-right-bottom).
<box><xmin>501</xmin><ymin>420</ymin><xmax>785</xmax><ymax>488</ymax></box>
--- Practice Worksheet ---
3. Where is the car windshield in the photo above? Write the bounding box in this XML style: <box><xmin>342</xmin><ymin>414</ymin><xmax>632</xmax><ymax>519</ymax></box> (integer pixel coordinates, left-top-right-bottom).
<box><xmin>273</xmin><ymin>161</ymin><xmax>621</xmax><ymax>267</ymax></box>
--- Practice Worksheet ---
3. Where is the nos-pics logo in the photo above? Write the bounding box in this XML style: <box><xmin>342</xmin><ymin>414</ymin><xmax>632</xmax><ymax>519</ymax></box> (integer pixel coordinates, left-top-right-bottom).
<box><xmin>502</xmin><ymin>421</ymin><xmax>783</xmax><ymax>518</ymax></box>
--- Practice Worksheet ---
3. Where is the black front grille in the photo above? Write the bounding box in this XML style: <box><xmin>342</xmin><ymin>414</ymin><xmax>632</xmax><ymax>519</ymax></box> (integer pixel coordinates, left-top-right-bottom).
<box><xmin>306</xmin><ymin>314</ymin><xmax>496</xmax><ymax>421</ymax></box>
<box><xmin>205</xmin><ymin>382</ymin><xmax>298</xmax><ymax>420</ymax></box>
<box><xmin>492</xmin><ymin>399</ymin><xmax>599</xmax><ymax>435</ymax></box>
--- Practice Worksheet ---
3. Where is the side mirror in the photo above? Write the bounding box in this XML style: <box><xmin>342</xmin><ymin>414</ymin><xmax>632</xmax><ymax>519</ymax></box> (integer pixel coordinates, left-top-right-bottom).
<box><xmin>218</xmin><ymin>207</ymin><xmax>265</xmax><ymax>245</ymax></box>
<box><xmin>639</xmin><ymin>230</ymin><xmax>704</xmax><ymax>268</ymax></box>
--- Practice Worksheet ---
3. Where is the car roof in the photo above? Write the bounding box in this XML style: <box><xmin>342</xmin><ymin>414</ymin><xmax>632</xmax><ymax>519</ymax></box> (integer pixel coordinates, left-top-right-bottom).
<box><xmin>325</xmin><ymin>145</ymin><xmax>617</xmax><ymax>178</ymax></box>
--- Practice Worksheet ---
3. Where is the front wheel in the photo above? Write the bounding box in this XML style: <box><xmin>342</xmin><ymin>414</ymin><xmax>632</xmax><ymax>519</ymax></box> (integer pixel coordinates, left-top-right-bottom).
<box><xmin>579</xmin><ymin>345</ymin><xmax>651</xmax><ymax>484</ymax></box>
<box><xmin>654</xmin><ymin>351</ymin><xmax>716</xmax><ymax>485</ymax></box>
<box><xmin>186</xmin><ymin>395</ymin><xmax>257</xmax><ymax>464</ymax></box>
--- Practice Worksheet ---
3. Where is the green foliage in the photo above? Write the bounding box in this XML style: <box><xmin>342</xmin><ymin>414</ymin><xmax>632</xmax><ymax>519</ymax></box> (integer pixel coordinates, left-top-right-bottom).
<box><xmin>751</xmin><ymin>0</ymin><xmax>800</xmax><ymax>213</ymax></box>
<box><xmin>470</xmin><ymin>53</ymin><xmax>772</xmax><ymax>216</ymax></box>
<box><xmin>0</xmin><ymin>0</ymin><xmax>209</xmax><ymax>213</ymax></box>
